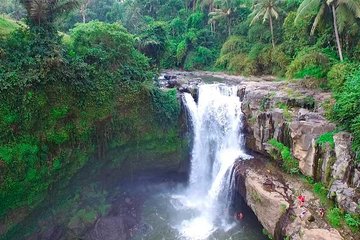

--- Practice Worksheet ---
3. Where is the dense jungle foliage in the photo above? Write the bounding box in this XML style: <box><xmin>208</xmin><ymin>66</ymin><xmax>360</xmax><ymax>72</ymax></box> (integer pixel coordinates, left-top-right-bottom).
<box><xmin>0</xmin><ymin>0</ymin><xmax>360</xmax><ymax>233</ymax></box>
<box><xmin>0</xmin><ymin>0</ymin><xmax>184</xmax><ymax>224</ymax></box>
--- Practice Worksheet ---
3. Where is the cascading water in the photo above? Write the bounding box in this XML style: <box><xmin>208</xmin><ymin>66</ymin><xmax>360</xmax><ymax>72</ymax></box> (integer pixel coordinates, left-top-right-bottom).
<box><xmin>178</xmin><ymin>84</ymin><xmax>252</xmax><ymax>239</ymax></box>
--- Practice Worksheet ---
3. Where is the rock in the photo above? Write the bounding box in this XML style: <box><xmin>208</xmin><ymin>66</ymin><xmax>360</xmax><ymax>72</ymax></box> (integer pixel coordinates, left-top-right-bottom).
<box><xmin>164</xmin><ymin>74</ymin><xmax>177</xmax><ymax>80</ymax></box>
<box><xmin>86</xmin><ymin>217</ymin><xmax>127</xmax><ymax>240</ymax></box>
<box><xmin>289</xmin><ymin>119</ymin><xmax>335</xmax><ymax>177</ymax></box>
<box><xmin>332</xmin><ymin>132</ymin><xmax>354</xmax><ymax>181</ymax></box>
<box><xmin>166</xmin><ymin>79</ymin><xmax>179</xmax><ymax>88</ymax></box>
<box><xmin>352</xmin><ymin>168</ymin><xmax>360</xmax><ymax>188</ymax></box>
<box><xmin>237</xmin><ymin>87</ymin><xmax>246</xmax><ymax>101</ymax></box>
<box><xmin>319</xmin><ymin>143</ymin><xmax>336</xmax><ymax>184</ymax></box>
<box><xmin>328</xmin><ymin>180</ymin><xmax>359</xmax><ymax>214</ymax></box>
<box><xmin>300</xmin><ymin>228</ymin><xmax>343</xmax><ymax>240</ymax></box>
<box><xmin>245</xmin><ymin>170</ymin><xmax>289</xmax><ymax>236</ymax></box>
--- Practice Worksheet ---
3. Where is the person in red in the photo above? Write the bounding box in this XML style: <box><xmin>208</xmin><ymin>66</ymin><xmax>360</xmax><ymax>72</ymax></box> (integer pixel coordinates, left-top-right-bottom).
<box><xmin>298</xmin><ymin>195</ymin><xmax>305</xmax><ymax>207</ymax></box>
<box><xmin>234</xmin><ymin>212</ymin><xmax>244</xmax><ymax>221</ymax></box>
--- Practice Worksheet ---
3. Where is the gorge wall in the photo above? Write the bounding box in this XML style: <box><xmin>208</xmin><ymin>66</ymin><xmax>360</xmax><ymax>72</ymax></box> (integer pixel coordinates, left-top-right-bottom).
<box><xmin>236</xmin><ymin>78</ymin><xmax>359</xmax><ymax>239</ymax></box>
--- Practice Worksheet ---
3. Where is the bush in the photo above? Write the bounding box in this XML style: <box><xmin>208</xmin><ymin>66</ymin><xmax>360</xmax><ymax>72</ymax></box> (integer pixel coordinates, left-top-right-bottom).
<box><xmin>327</xmin><ymin>62</ymin><xmax>358</xmax><ymax>92</ymax></box>
<box><xmin>326</xmin><ymin>207</ymin><xmax>342</xmax><ymax>228</ymax></box>
<box><xmin>332</xmin><ymin>68</ymin><xmax>360</xmax><ymax>161</ymax></box>
<box><xmin>268</xmin><ymin>139</ymin><xmax>299</xmax><ymax>174</ymax></box>
<box><xmin>286</xmin><ymin>49</ymin><xmax>333</xmax><ymax>80</ymax></box>
<box><xmin>344</xmin><ymin>213</ymin><xmax>360</xmax><ymax>231</ymax></box>
<box><xmin>184</xmin><ymin>47</ymin><xmax>216</xmax><ymax>70</ymax></box>
<box><xmin>219</xmin><ymin>36</ymin><xmax>249</xmax><ymax>56</ymax></box>
<box><xmin>316</xmin><ymin>132</ymin><xmax>335</xmax><ymax>148</ymax></box>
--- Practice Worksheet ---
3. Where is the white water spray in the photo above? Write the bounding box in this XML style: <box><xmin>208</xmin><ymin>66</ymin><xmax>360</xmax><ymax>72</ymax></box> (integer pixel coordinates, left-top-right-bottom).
<box><xmin>178</xmin><ymin>84</ymin><xmax>252</xmax><ymax>239</ymax></box>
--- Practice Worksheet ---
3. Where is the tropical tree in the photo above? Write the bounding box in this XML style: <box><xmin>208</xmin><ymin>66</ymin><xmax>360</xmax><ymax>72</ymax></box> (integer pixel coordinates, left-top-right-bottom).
<box><xmin>296</xmin><ymin>0</ymin><xmax>360</xmax><ymax>61</ymax></box>
<box><xmin>249</xmin><ymin>0</ymin><xmax>283</xmax><ymax>49</ymax></box>
<box><xmin>208</xmin><ymin>0</ymin><xmax>241</xmax><ymax>36</ymax></box>
<box><xmin>20</xmin><ymin>0</ymin><xmax>79</xmax><ymax>26</ymax></box>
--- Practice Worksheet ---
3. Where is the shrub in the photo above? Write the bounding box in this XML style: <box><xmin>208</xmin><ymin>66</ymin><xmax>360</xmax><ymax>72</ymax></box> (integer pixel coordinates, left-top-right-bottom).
<box><xmin>176</xmin><ymin>40</ymin><xmax>187</xmax><ymax>65</ymax></box>
<box><xmin>228</xmin><ymin>54</ymin><xmax>256</xmax><ymax>75</ymax></box>
<box><xmin>332</xmin><ymin>69</ymin><xmax>360</xmax><ymax>161</ymax></box>
<box><xmin>184</xmin><ymin>47</ymin><xmax>216</xmax><ymax>70</ymax></box>
<box><xmin>327</xmin><ymin>62</ymin><xmax>357</xmax><ymax>92</ymax></box>
<box><xmin>268</xmin><ymin>139</ymin><xmax>299</xmax><ymax>174</ymax></box>
<box><xmin>219</xmin><ymin>36</ymin><xmax>249</xmax><ymax>56</ymax></box>
<box><xmin>326</xmin><ymin>207</ymin><xmax>342</xmax><ymax>228</ymax></box>
<box><xmin>286</xmin><ymin>49</ymin><xmax>332</xmax><ymax>80</ymax></box>
<box><xmin>316</xmin><ymin>132</ymin><xmax>335</xmax><ymax>148</ymax></box>
<box><xmin>344</xmin><ymin>213</ymin><xmax>360</xmax><ymax>231</ymax></box>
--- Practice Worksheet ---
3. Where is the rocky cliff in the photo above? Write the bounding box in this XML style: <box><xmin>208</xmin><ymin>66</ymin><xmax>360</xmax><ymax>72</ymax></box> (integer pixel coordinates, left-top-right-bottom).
<box><xmin>238</xmin><ymin>79</ymin><xmax>359</xmax><ymax>216</ymax></box>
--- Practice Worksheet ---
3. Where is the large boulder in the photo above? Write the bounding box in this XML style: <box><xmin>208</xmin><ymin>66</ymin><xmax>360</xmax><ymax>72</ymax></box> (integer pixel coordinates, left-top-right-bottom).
<box><xmin>328</xmin><ymin>180</ymin><xmax>360</xmax><ymax>214</ymax></box>
<box><xmin>300</xmin><ymin>228</ymin><xmax>343</xmax><ymax>240</ymax></box>
<box><xmin>332</xmin><ymin>132</ymin><xmax>354</xmax><ymax>181</ymax></box>
<box><xmin>245</xmin><ymin>170</ymin><xmax>290</xmax><ymax>236</ymax></box>
<box><xmin>289</xmin><ymin>118</ymin><xmax>335</xmax><ymax>177</ymax></box>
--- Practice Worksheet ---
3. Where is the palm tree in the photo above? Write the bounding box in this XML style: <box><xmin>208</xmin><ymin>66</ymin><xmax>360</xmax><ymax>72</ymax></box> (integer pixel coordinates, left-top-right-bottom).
<box><xmin>20</xmin><ymin>0</ymin><xmax>79</xmax><ymax>26</ymax></box>
<box><xmin>249</xmin><ymin>0</ymin><xmax>283</xmax><ymax>49</ymax></box>
<box><xmin>208</xmin><ymin>0</ymin><xmax>240</xmax><ymax>36</ymax></box>
<box><xmin>296</xmin><ymin>0</ymin><xmax>360</xmax><ymax>61</ymax></box>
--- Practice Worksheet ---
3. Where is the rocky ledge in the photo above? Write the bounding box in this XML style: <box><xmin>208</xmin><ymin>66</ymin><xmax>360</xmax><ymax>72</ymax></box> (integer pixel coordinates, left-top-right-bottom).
<box><xmin>234</xmin><ymin>158</ymin><xmax>346</xmax><ymax>240</ymax></box>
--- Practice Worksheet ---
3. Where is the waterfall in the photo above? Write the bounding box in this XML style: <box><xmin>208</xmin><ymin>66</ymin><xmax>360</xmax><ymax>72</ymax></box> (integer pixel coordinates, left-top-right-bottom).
<box><xmin>179</xmin><ymin>84</ymin><xmax>252</xmax><ymax>239</ymax></box>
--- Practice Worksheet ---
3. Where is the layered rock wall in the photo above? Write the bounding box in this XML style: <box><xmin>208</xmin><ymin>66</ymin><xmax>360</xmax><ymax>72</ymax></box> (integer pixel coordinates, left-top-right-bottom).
<box><xmin>238</xmin><ymin>81</ymin><xmax>359</xmax><ymax>215</ymax></box>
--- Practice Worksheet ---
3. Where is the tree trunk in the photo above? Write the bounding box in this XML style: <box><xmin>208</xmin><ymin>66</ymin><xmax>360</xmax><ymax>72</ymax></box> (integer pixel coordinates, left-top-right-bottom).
<box><xmin>332</xmin><ymin>4</ymin><xmax>344</xmax><ymax>61</ymax></box>
<box><xmin>228</xmin><ymin>17</ymin><xmax>231</xmax><ymax>36</ymax></box>
<box><xmin>269</xmin><ymin>14</ymin><xmax>275</xmax><ymax>49</ymax></box>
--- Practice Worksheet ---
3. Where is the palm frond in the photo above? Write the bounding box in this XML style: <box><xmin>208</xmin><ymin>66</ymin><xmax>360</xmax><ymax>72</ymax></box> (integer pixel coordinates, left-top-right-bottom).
<box><xmin>310</xmin><ymin>2</ymin><xmax>326</xmax><ymax>35</ymax></box>
<box><xmin>295</xmin><ymin>0</ymin><xmax>322</xmax><ymax>23</ymax></box>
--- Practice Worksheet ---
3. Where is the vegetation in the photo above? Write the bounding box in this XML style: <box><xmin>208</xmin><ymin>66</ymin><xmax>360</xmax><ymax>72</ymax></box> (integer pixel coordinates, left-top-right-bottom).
<box><xmin>268</xmin><ymin>138</ymin><xmax>299</xmax><ymax>174</ymax></box>
<box><xmin>316</xmin><ymin>131</ymin><xmax>335</xmax><ymax>148</ymax></box>
<box><xmin>0</xmin><ymin>0</ymin><xmax>183</xmax><ymax>229</ymax></box>
<box><xmin>1</xmin><ymin>0</ymin><xmax>360</xmax><ymax>237</ymax></box>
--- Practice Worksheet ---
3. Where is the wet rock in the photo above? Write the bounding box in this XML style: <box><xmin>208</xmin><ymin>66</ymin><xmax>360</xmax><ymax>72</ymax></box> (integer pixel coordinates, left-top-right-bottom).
<box><xmin>164</xmin><ymin>74</ymin><xmax>177</xmax><ymax>80</ymax></box>
<box><xmin>166</xmin><ymin>79</ymin><xmax>179</xmax><ymax>88</ymax></box>
<box><xmin>237</xmin><ymin>87</ymin><xmax>246</xmax><ymax>101</ymax></box>
<box><xmin>86</xmin><ymin>216</ymin><xmax>127</xmax><ymax>240</ymax></box>
<box><xmin>332</xmin><ymin>132</ymin><xmax>354</xmax><ymax>181</ymax></box>
<box><xmin>300</xmin><ymin>228</ymin><xmax>343</xmax><ymax>240</ymax></box>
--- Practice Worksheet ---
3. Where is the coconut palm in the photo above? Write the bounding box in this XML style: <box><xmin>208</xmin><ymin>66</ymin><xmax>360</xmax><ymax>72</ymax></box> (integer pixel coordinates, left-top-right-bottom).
<box><xmin>208</xmin><ymin>0</ymin><xmax>241</xmax><ymax>36</ymax></box>
<box><xmin>20</xmin><ymin>0</ymin><xmax>79</xmax><ymax>26</ymax></box>
<box><xmin>249</xmin><ymin>0</ymin><xmax>283</xmax><ymax>49</ymax></box>
<box><xmin>296</xmin><ymin>0</ymin><xmax>360</xmax><ymax>61</ymax></box>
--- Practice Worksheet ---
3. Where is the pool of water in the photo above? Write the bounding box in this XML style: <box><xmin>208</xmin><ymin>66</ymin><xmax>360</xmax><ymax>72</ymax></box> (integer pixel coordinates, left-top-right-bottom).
<box><xmin>131</xmin><ymin>183</ymin><xmax>267</xmax><ymax>240</ymax></box>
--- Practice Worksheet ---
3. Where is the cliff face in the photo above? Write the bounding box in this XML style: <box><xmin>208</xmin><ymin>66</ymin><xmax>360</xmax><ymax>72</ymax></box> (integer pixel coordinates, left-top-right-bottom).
<box><xmin>227</xmin><ymin>78</ymin><xmax>360</xmax><ymax>240</ymax></box>
<box><xmin>234</xmin><ymin>161</ymin><xmax>344</xmax><ymax>240</ymax></box>
<box><xmin>238</xmin><ymin>79</ymin><xmax>359</xmax><ymax>215</ymax></box>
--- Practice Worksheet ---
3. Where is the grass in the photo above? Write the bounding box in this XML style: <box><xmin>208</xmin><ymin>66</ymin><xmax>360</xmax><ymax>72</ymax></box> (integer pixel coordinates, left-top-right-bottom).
<box><xmin>0</xmin><ymin>16</ymin><xmax>22</xmax><ymax>36</ymax></box>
